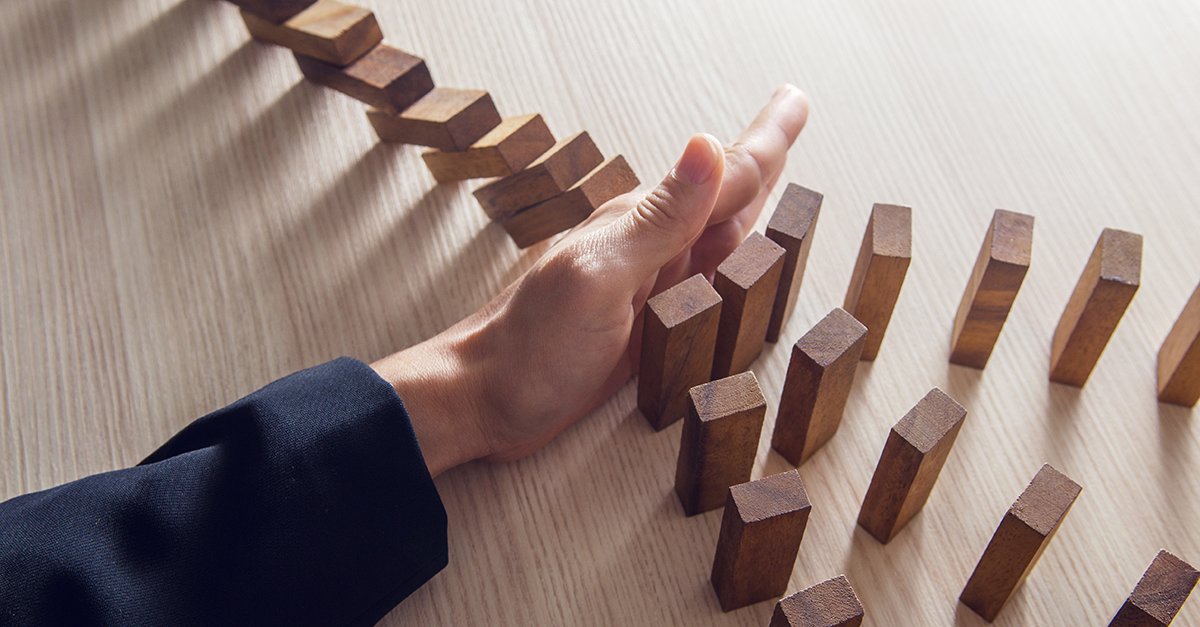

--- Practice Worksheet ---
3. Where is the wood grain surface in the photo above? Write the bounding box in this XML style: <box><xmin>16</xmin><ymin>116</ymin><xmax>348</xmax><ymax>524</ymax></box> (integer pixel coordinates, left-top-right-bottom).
<box><xmin>2</xmin><ymin>0</ymin><xmax>1199</xmax><ymax>625</ymax></box>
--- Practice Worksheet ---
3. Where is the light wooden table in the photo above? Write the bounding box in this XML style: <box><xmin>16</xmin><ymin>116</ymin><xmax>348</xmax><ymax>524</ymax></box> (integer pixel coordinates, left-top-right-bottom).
<box><xmin>3</xmin><ymin>0</ymin><xmax>1198</xmax><ymax>624</ymax></box>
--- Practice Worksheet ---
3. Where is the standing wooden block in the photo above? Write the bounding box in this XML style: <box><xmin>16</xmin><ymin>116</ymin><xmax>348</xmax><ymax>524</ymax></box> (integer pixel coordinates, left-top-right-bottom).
<box><xmin>367</xmin><ymin>88</ymin><xmax>501</xmax><ymax>151</ymax></box>
<box><xmin>856</xmin><ymin>388</ymin><xmax>967</xmax><ymax>543</ymax></box>
<box><xmin>228</xmin><ymin>0</ymin><xmax>316</xmax><ymax>24</ymax></box>
<box><xmin>771</xmin><ymin>308</ymin><xmax>867</xmax><ymax>466</ymax></box>
<box><xmin>674</xmin><ymin>372</ymin><xmax>766</xmax><ymax>516</ymax></box>
<box><xmin>770</xmin><ymin>575</ymin><xmax>864</xmax><ymax>627</ymax></box>
<box><xmin>499</xmin><ymin>156</ymin><xmax>639</xmax><ymax>248</ymax></box>
<box><xmin>295</xmin><ymin>45</ymin><xmax>433</xmax><ymax>111</ymax></box>
<box><xmin>1049</xmin><ymin>228</ymin><xmax>1142</xmax><ymax>386</ymax></box>
<box><xmin>422</xmin><ymin>114</ymin><xmax>556</xmax><ymax>183</ymax></box>
<box><xmin>843</xmin><ymin>203</ymin><xmax>912</xmax><ymax>361</ymax></box>
<box><xmin>949</xmin><ymin>209</ymin><xmax>1034</xmax><ymax>369</ymax></box>
<box><xmin>765</xmin><ymin>183</ymin><xmax>823</xmax><ymax>343</ymax></box>
<box><xmin>473</xmin><ymin>132</ymin><xmax>605</xmax><ymax>220</ymax></box>
<box><xmin>1157</xmin><ymin>282</ymin><xmax>1200</xmax><ymax>407</ymax></box>
<box><xmin>638</xmin><ymin>275</ymin><xmax>723</xmax><ymax>431</ymax></box>
<box><xmin>241</xmin><ymin>0</ymin><xmax>382</xmax><ymax>67</ymax></box>
<box><xmin>711</xmin><ymin>233</ymin><xmax>787</xmax><ymax>379</ymax></box>
<box><xmin>960</xmin><ymin>464</ymin><xmax>1082</xmax><ymax>622</ymax></box>
<box><xmin>1109</xmin><ymin>550</ymin><xmax>1199</xmax><ymax>627</ymax></box>
<box><xmin>711</xmin><ymin>470</ymin><xmax>812</xmax><ymax>611</ymax></box>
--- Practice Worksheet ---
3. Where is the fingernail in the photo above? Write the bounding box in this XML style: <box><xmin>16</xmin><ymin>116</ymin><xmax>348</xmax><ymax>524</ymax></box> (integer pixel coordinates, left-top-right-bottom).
<box><xmin>674</xmin><ymin>134</ymin><xmax>719</xmax><ymax>185</ymax></box>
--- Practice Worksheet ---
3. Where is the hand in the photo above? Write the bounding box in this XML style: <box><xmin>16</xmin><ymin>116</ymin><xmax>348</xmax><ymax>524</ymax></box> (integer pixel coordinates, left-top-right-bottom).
<box><xmin>372</xmin><ymin>85</ymin><xmax>810</xmax><ymax>476</ymax></box>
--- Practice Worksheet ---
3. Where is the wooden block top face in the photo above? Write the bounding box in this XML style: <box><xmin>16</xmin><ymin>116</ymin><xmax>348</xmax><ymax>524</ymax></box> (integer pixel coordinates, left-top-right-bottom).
<box><xmin>403</xmin><ymin>88</ymin><xmax>491</xmax><ymax>123</ymax></box>
<box><xmin>690</xmin><ymin>371</ymin><xmax>766</xmax><ymax>423</ymax></box>
<box><xmin>767</xmin><ymin>183</ymin><xmax>823</xmax><ymax>245</ymax></box>
<box><xmin>797</xmin><ymin>308</ymin><xmax>868</xmax><ymax>368</ymax></box>
<box><xmin>648</xmin><ymin>274</ymin><xmax>723</xmax><ymax>328</ymax></box>
<box><xmin>474</xmin><ymin>113</ymin><xmax>545</xmax><ymax>148</ymax></box>
<box><xmin>867</xmin><ymin>203</ymin><xmax>912</xmax><ymax>258</ymax></box>
<box><xmin>893</xmin><ymin>388</ymin><xmax>968</xmax><ymax>454</ymax></box>
<box><xmin>530</xmin><ymin>132</ymin><xmax>605</xmax><ymax>189</ymax></box>
<box><xmin>287</xmin><ymin>0</ymin><xmax>372</xmax><ymax>39</ymax></box>
<box><xmin>1011</xmin><ymin>464</ymin><xmax>1082</xmax><ymax>536</ymax></box>
<box><xmin>730</xmin><ymin>469</ymin><xmax>810</xmax><ymax>524</ymax></box>
<box><xmin>573</xmin><ymin>155</ymin><xmax>639</xmax><ymax>206</ymax></box>
<box><xmin>1127</xmin><ymin>550</ymin><xmax>1200</xmax><ymax>623</ymax></box>
<box><xmin>988</xmin><ymin>209</ymin><xmax>1035</xmax><ymax>267</ymax></box>
<box><xmin>345</xmin><ymin>45</ymin><xmax>424</xmax><ymax>85</ymax></box>
<box><xmin>773</xmin><ymin>575</ymin><xmax>864</xmax><ymax>627</ymax></box>
<box><xmin>1097</xmin><ymin>228</ymin><xmax>1144</xmax><ymax>285</ymax></box>
<box><xmin>718</xmin><ymin>232</ymin><xmax>788</xmax><ymax>291</ymax></box>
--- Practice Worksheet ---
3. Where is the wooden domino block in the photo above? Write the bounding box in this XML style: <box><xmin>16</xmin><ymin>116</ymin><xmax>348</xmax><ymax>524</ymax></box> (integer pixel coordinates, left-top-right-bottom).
<box><xmin>765</xmin><ymin>183</ymin><xmax>823</xmax><ymax>343</ymax></box>
<box><xmin>711</xmin><ymin>233</ymin><xmax>786</xmax><ymax>379</ymax></box>
<box><xmin>499</xmin><ymin>156</ymin><xmax>639</xmax><ymax>248</ymax></box>
<box><xmin>422</xmin><ymin>114</ymin><xmax>556</xmax><ymax>183</ymax></box>
<box><xmin>771</xmin><ymin>308</ymin><xmax>867</xmax><ymax>466</ymax></box>
<box><xmin>843</xmin><ymin>203</ymin><xmax>911</xmax><ymax>361</ymax></box>
<box><xmin>949</xmin><ymin>209</ymin><xmax>1034</xmax><ymax>369</ymax></box>
<box><xmin>228</xmin><ymin>0</ymin><xmax>316</xmax><ymax>24</ymax></box>
<box><xmin>295</xmin><ymin>45</ymin><xmax>433</xmax><ymax>110</ymax></box>
<box><xmin>1109</xmin><ymin>550</ymin><xmax>1199</xmax><ymax>627</ymax></box>
<box><xmin>770</xmin><ymin>575</ymin><xmax>864</xmax><ymax>627</ymax></box>
<box><xmin>638</xmin><ymin>274</ymin><xmax>723</xmax><ymax>431</ymax></box>
<box><xmin>674</xmin><ymin>372</ymin><xmax>766</xmax><ymax>516</ymax></box>
<box><xmin>1049</xmin><ymin>228</ymin><xmax>1142</xmax><ymax>387</ymax></box>
<box><xmin>711</xmin><ymin>470</ymin><xmax>811</xmax><ymax>611</ymax></box>
<box><xmin>473</xmin><ymin>132</ymin><xmax>605</xmax><ymax>220</ymax></box>
<box><xmin>1157</xmin><ymin>282</ymin><xmax>1200</xmax><ymax>407</ymax></box>
<box><xmin>960</xmin><ymin>464</ymin><xmax>1082</xmax><ymax>622</ymax></box>
<box><xmin>367</xmin><ymin>88</ymin><xmax>501</xmax><ymax>151</ymax></box>
<box><xmin>241</xmin><ymin>0</ymin><xmax>382</xmax><ymax>67</ymax></box>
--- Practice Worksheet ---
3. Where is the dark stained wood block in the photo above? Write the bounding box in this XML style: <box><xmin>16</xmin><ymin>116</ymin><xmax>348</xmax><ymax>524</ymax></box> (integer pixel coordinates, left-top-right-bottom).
<box><xmin>960</xmin><ymin>464</ymin><xmax>1082</xmax><ymax>622</ymax></box>
<box><xmin>473</xmin><ymin>132</ymin><xmax>605</xmax><ymax>220</ymax></box>
<box><xmin>1049</xmin><ymin>228</ymin><xmax>1142</xmax><ymax>387</ymax></box>
<box><xmin>857</xmin><ymin>388</ymin><xmax>966</xmax><ymax>543</ymax></box>
<box><xmin>675</xmin><ymin>372</ymin><xmax>767</xmax><ymax>516</ymax></box>
<box><xmin>638</xmin><ymin>274</ymin><xmax>723</xmax><ymax>431</ymax></box>
<box><xmin>770</xmin><ymin>575</ymin><xmax>864</xmax><ymax>627</ymax></box>
<box><xmin>950</xmin><ymin>209</ymin><xmax>1034</xmax><ymax>369</ymax></box>
<box><xmin>843</xmin><ymin>203</ymin><xmax>911</xmax><ymax>361</ymax></box>
<box><xmin>499</xmin><ymin>155</ymin><xmax>639</xmax><ymax>248</ymax></box>
<box><xmin>711</xmin><ymin>233</ymin><xmax>787</xmax><ymax>379</ymax></box>
<box><xmin>1157</xmin><ymin>282</ymin><xmax>1200</xmax><ymax>407</ymax></box>
<box><xmin>771</xmin><ymin>308</ymin><xmax>867</xmax><ymax>466</ymax></box>
<box><xmin>367</xmin><ymin>87</ymin><xmax>500</xmax><ymax>151</ymax></box>
<box><xmin>1109</xmin><ymin>550</ymin><xmax>1199</xmax><ymax>626</ymax></box>
<box><xmin>765</xmin><ymin>183</ymin><xmax>823</xmax><ymax>343</ymax></box>
<box><xmin>422</xmin><ymin>114</ymin><xmax>556</xmax><ymax>183</ymax></box>
<box><xmin>711</xmin><ymin>470</ymin><xmax>812</xmax><ymax>611</ymax></box>
<box><xmin>295</xmin><ymin>44</ymin><xmax>433</xmax><ymax>110</ymax></box>
<box><xmin>241</xmin><ymin>0</ymin><xmax>382</xmax><ymax>67</ymax></box>
<box><xmin>228</xmin><ymin>0</ymin><xmax>316</xmax><ymax>24</ymax></box>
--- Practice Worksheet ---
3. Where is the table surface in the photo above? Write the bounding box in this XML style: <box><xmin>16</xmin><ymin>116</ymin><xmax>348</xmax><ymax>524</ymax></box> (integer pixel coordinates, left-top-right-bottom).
<box><xmin>3</xmin><ymin>0</ymin><xmax>1199</xmax><ymax>624</ymax></box>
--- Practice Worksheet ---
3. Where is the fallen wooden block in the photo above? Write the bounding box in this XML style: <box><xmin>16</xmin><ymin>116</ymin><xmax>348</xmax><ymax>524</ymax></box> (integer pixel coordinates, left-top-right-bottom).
<box><xmin>770</xmin><ymin>575</ymin><xmax>864</xmax><ymax>627</ymax></box>
<box><xmin>1049</xmin><ymin>228</ymin><xmax>1142</xmax><ymax>387</ymax></box>
<box><xmin>638</xmin><ymin>274</ymin><xmax>723</xmax><ymax>431</ymax></box>
<box><xmin>499</xmin><ymin>155</ymin><xmax>638</xmax><ymax>248</ymax></box>
<box><xmin>949</xmin><ymin>209</ymin><xmax>1034</xmax><ymax>369</ymax></box>
<box><xmin>368</xmin><ymin>87</ymin><xmax>501</xmax><ymax>151</ymax></box>
<box><xmin>228</xmin><ymin>0</ymin><xmax>316</xmax><ymax>24</ymax></box>
<box><xmin>422</xmin><ymin>114</ymin><xmax>556</xmax><ymax>183</ymax></box>
<box><xmin>1109</xmin><ymin>550</ymin><xmax>1199</xmax><ymax>627</ymax></box>
<box><xmin>765</xmin><ymin>183</ymin><xmax>823</xmax><ymax>343</ymax></box>
<box><xmin>712</xmin><ymin>470</ymin><xmax>811</xmax><ymax>611</ymax></box>
<box><xmin>242</xmin><ymin>0</ymin><xmax>382</xmax><ymax>67</ymax></box>
<box><xmin>857</xmin><ymin>388</ymin><xmax>966</xmax><ymax>543</ymax></box>
<box><xmin>1157</xmin><ymin>282</ymin><xmax>1200</xmax><ymax>407</ymax></box>
<box><xmin>960</xmin><ymin>464</ymin><xmax>1082</xmax><ymax>622</ymax></box>
<box><xmin>771</xmin><ymin>308</ymin><xmax>867</xmax><ymax>466</ymax></box>
<box><xmin>711</xmin><ymin>233</ymin><xmax>786</xmax><ymax>379</ymax></box>
<box><xmin>844</xmin><ymin>203</ymin><xmax>911</xmax><ymax>361</ymax></box>
<box><xmin>473</xmin><ymin>132</ymin><xmax>605</xmax><ymax>221</ymax></box>
<box><xmin>295</xmin><ymin>44</ymin><xmax>433</xmax><ymax>110</ymax></box>
<box><xmin>675</xmin><ymin>372</ymin><xmax>766</xmax><ymax>516</ymax></box>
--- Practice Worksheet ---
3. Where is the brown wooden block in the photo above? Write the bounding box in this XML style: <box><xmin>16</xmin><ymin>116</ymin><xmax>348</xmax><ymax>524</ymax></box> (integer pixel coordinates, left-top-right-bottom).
<box><xmin>765</xmin><ymin>183</ymin><xmax>823</xmax><ymax>343</ymax></box>
<box><xmin>499</xmin><ymin>155</ymin><xmax>639</xmax><ymax>248</ymax></box>
<box><xmin>1049</xmin><ymin>228</ymin><xmax>1142</xmax><ymax>387</ymax></box>
<box><xmin>241</xmin><ymin>0</ymin><xmax>382</xmax><ymax>67</ymax></box>
<box><xmin>772</xmin><ymin>308</ymin><xmax>867</xmax><ymax>466</ymax></box>
<box><xmin>843</xmin><ymin>203</ymin><xmax>911</xmax><ymax>361</ymax></box>
<box><xmin>960</xmin><ymin>464</ymin><xmax>1082</xmax><ymax>622</ymax></box>
<box><xmin>1157</xmin><ymin>282</ymin><xmax>1200</xmax><ymax>407</ymax></box>
<box><xmin>367</xmin><ymin>88</ymin><xmax>501</xmax><ymax>151</ymax></box>
<box><xmin>422</xmin><ymin>114</ymin><xmax>556</xmax><ymax>183</ymax></box>
<box><xmin>711</xmin><ymin>233</ymin><xmax>787</xmax><ymax>379</ymax></box>
<box><xmin>770</xmin><ymin>575</ymin><xmax>864</xmax><ymax>627</ymax></box>
<box><xmin>674</xmin><ymin>372</ymin><xmax>767</xmax><ymax>516</ymax></box>
<box><xmin>1109</xmin><ymin>550</ymin><xmax>1199</xmax><ymax>627</ymax></box>
<box><xmin>637</xmin><ymin>275</ymin><xmax>723</xmax><ymax>431</ymax></box>
<box><xmin>228</xmin><ymin>0</ymin><xmax>316</xmax><ymax>24</ymax></box>
<box><xmin>711</xmin><ymin>470</ymin><xmax>812</xmax><ymax>611</ymax></box>
<box><xmin>295</xmin><ymin>45</ymin><xmax>433</xmax><ymax>110</ymax></box>
<box><xmin>473</xmin><ymin>132</ymin><xmax>605</xmax><ymax>221</ymax></box>
<box><xmin>857</xmin><ymin>388</ymin><xmax>966</xmax><ymax>543</ymax></box>
<box><xmin>949</xmin><ymin>209</ymin><xmax>1034</xmax><ymax>369</ymax></box>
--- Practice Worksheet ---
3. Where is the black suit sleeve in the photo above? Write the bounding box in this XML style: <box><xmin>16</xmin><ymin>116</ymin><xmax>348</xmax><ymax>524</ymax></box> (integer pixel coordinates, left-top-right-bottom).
<box><xmin>0</xmin><ymin>357</ymin><xmax>447</xmax><ymax>627</ymax></box>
